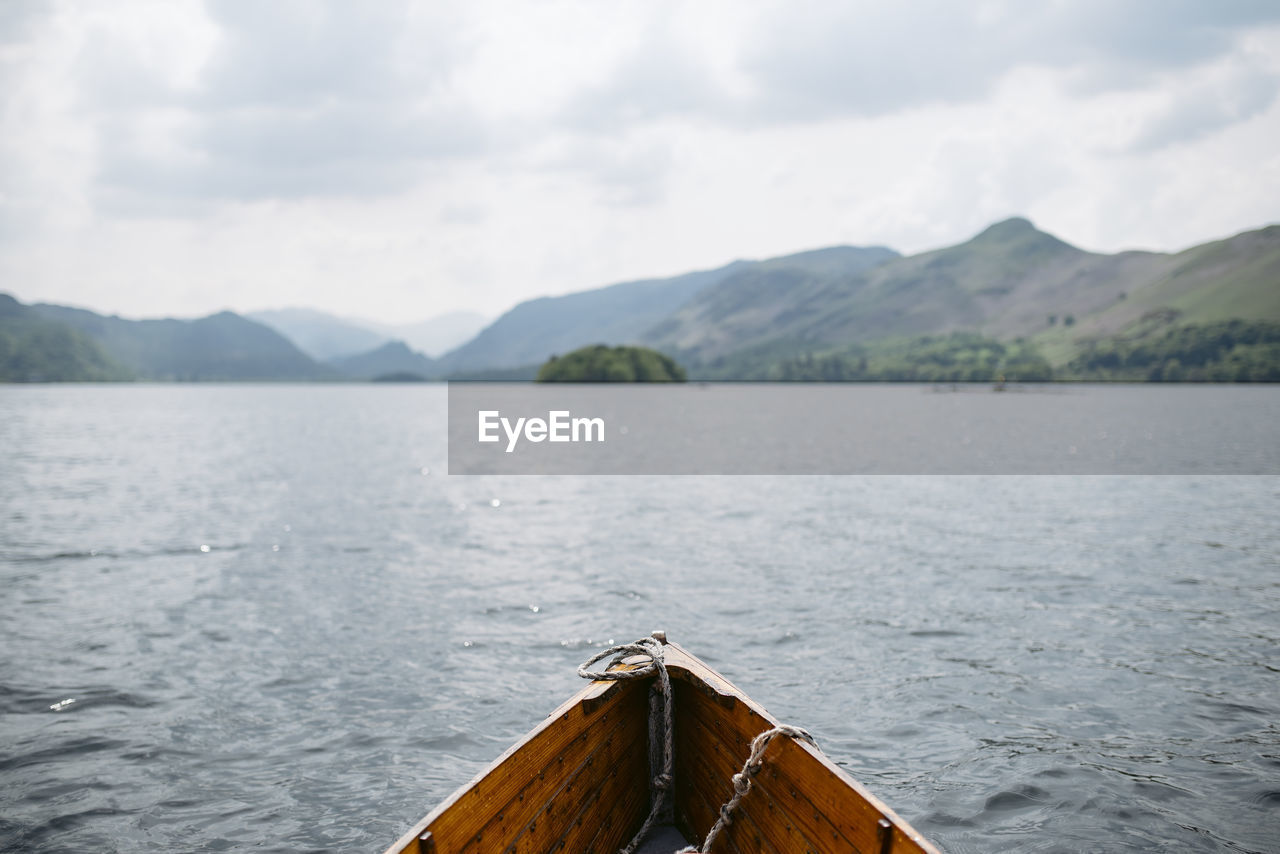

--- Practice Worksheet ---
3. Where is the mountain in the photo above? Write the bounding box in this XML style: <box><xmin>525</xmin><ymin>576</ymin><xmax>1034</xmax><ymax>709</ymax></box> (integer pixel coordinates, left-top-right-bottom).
<box><xmin>330</xmin><ymin>340</ymin><xmax>437</xmax><ymax>380</ymax></box>
<box><xmin>437</xmin><ymin>263</ymin><xmax>743</xmax><ymax>372</ymax></box>
<box><xmin>646</xmin><ymin>219</ymin><xmax>1107</xmax><ymax>362</ymax></box>
<box><xmin>7</xmin><ymin>217</ymin><xmax>1273</xmax><ymax>383</ymax></box>
<box><xmin>247</xmin><ymin>308</ymin><xmax>388</xmax><ymax>361</ymax></box>
<box><xmin>29</xmin><ymin>302</ymin><xmax>336</xmax><ymax>380</ymax></box>
<box><xmin>1045</xmin><ymin>224</ymin><xmax>1280</xmax><ymax>336</ymax></box>
<box><xmin>366</xmin><ymin>310</ymin><xmax>490</xmax><ymax>358</ymax></box>
<box><xmin>645</xmin><ymin>218</ymin><xmax>1280</xmax><ymax>373</ymax></box>
<box><xmin>439</xmin><ymin>246</ymin><xmax>898</xmax><ymax>372</ymax></box>
<box><xmin>251</xmin><ymin>307</ymin><xmax>491</xmax><ymax>361</ymax></box>
<box><xmin>0</xmin><ymin>293</ymin><xmax>130</xmax><ymax>381</ymax></box>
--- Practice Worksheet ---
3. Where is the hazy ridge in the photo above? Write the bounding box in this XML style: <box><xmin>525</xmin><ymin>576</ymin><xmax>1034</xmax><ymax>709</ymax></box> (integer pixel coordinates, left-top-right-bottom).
<box><xmin>2</xmin><ymin>217</ymin><xmax>1276</xmax><ymax>382</ymax></box>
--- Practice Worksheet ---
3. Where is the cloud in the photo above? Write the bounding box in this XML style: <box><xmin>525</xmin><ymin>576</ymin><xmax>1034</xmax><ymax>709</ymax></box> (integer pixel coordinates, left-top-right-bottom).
<box><xmin>560</xmin><ymin>25</ymin><xmax>731</xmax><ymax>132</ymax></box>
<box><xmin>537</xmin><ymin>137</ymin><xmax>675</xmax><ymax>208</ymax></box>
<box><xmin>3</xmin><ymin>1</ymin><xmax>1279</xmax><ymax>323</ymax></box>
<box><xmin>94</xmin><ymin>102</ymin><xmax>491</xmax><ymax>209</ymax></box>
<box><xmin>80</xmin><ymin>0</ymin><xmax>488</xmax><ymax>207</ymax></box>
<box><xmin>750</xmin><ymin>1</ymin><xmax>1280</xmax><ymax>115</ymax></box>
<box><xmin>740</xmin><ymin>1</ymin><xmax>1008</xmax><ymax>121</ymax></box>
<box><xmin>195</xmin><ymin>0</ymin><xmax>455</xmax><ymax>109</ymax></box>
<box><xmin>62</xmin><ymin>2</ymin><xmax>1280</xmax><ymax>213</ymax></box>
<box><xmin>568</xmin><ymin>1</ymin><xmax>1280</xmax><ymax>129</ymax></box>
<box><xmin>1128</xmin><ymin>63</ymin><xmax>1280</xmax><ymax>151</ymax></box>
<box><xmin>0</xmin><ymin>0</ymin><xmax>46</xmax><ymax>47</ymax></box>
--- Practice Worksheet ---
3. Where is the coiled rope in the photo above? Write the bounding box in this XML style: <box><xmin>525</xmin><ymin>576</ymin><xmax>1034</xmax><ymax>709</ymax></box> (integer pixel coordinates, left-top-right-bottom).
<box><xmin>578</xmin><ymin>637</ymin><xmax>816</xmax><ymax>854</ymax></box>
<box><xmin>578</xmin><ymin>636</ymin><xmax>673</xmax><ymax>854</ymax></box>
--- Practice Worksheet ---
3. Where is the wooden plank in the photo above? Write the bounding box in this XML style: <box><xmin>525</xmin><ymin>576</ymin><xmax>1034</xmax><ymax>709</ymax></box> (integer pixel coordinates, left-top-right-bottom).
<box><xmin>674</xmin><ymin>675</ymin><xmax>797</xmax><ymax>854</ymax></box>
<box><xmin>765</xmin><ymin>737</ymin><xmax>929</xmax><ymax>854</ymax></box>
<box><xmin>668</xmin><ymin>683</ymin><xmax>754</xmax><ymax>854</ymax></box>
<box><xmin>681</xmin><ymin>709</ymin><xmax>813</xmax><ymax>854</ymax></box>
<box><xmin>456</xmin><ymin>683</ymin><xmax>648</xmax><ymax>852</ymax></box>
<box><xmin>552</xmin><ymin>728</ymin><xmax>650</xmax><ymax>854</ymax></box>
<box><xmin>677</xmin><ymin>698</ymin><xmax>812</xmax><ymax>854</ymax></box>
<box><xmin>384</xmin><ymin>676</ymin><xmax>641</xmax><ymax>854</ymax></box>
<box><xmin>672</xmin><ymin>741</ymin><xmax>719</xmax><ymax>848</ymax></box>
<box><xmin>664</xmin><ymin>643</ymin><xmax>941</xmax><ymax>854</ymax></box>
<box><xmin>681</xmin><ymin>679</ymin><xmax>887</xmax><ymax>854</ymax></box>
<box><xmin>510</xmin><ymin>718</ymin><xmax>648</xmax><ymax>853</ymax></box>
<box><xmin>672</xmin><ymin>750</ymin><xmax>750</xmax><ymax>854</ymax></box>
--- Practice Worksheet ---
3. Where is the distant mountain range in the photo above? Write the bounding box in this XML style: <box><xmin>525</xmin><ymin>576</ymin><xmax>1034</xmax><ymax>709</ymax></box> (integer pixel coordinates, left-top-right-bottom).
<box><xmin>0</xmin><ymin>299</ymin><xmax>474</xmax><ymax>382</ymax></box>
<box><xmin>12</xmin><ymin>298</ymin><xmax>334</xmax><ymax>381</ymax></box>
<box><xmin>3</xmin><ymin>217</ymin><xmax>1276</xmax><ymax>382</ymax></box>
<box><xmin>246</xmin><ymin>308</ymin><xmax>388</xmax><ymax>362</ymax></box>
<box><xmin>659</xmin><ymin>217</ymin><xmax>1279</xmax><ymax>375</ymax></box>
<box><xmin>247</xmin><ymin>307</ymin><xmax>488</xmax><ymax>360</ymax></box>
<box><xmin>435</xmin><ymin>245</ymin><xmax>899</xmax><ymax>373</ymax></box>
<box><xmin>0</xmin><ymin>294</ymin><xmax>128</xmax><ymax>382</ymax></box>
<box><xmin>423</xmin><ymin>217</ymin><xmax>1277</xmax><ymax>379</ymax></box>
<box><xmin>330</xmin><ymin>340</ymin><xmax>437</xmax><ymax>380</ymax></box>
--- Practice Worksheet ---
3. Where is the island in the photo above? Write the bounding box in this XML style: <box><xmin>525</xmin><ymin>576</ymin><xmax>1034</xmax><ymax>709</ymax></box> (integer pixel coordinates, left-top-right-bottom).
<box><xmin>536</xmin><ymin>345</ymin><xmax>687</xmax><ymax>382</ymax></box>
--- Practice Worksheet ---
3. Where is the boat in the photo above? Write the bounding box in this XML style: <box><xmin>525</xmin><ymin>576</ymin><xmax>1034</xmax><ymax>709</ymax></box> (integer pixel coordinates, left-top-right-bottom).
<box><xmin>384</xmin><ymin>633</ymin><xmax>941</xmax><ymax>854</ymax></box>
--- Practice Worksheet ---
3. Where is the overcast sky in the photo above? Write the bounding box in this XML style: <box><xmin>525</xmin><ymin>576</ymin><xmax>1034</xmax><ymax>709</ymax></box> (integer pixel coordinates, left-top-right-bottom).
<box><xmin>2</xmin><ymin>1</ymin><xmax>1279</xmax><ymax>324</ymax></box>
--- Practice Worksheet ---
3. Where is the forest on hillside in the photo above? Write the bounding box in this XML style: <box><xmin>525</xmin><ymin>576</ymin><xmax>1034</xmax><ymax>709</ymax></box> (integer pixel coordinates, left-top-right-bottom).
<box><xmin>743</xmin><ymin>321</ymin><xmax>1280</xmax><ymax>384</ymax></box>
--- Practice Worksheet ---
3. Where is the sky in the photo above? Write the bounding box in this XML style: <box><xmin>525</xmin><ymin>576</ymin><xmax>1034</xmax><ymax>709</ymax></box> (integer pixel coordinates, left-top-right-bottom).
<box><xmin>2</xmin><ymin>1</ymin><xmax>1279</xmax><ymax>324</ymax></box>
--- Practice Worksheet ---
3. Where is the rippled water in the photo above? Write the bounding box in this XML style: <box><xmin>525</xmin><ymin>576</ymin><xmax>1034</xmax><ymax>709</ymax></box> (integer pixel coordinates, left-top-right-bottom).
<box><xmin>1</xmin><ymin>385</ymin><xmax>1277</xmax><ymax>853</ymax></box>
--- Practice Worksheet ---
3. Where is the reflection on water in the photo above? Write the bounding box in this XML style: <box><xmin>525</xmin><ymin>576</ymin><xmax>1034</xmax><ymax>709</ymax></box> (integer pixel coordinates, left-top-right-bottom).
<box><xmin>0</xmin><ymin>385</ymin><xmax>1277</xmax><ymax>852</ymax></box>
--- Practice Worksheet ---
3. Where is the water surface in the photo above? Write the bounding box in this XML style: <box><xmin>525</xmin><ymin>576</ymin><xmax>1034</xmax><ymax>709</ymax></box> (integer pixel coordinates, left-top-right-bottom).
<box><xmin>1</xmin><ymin>385</ymin><xmax>1277</xmax><ymax>852</ymax></box>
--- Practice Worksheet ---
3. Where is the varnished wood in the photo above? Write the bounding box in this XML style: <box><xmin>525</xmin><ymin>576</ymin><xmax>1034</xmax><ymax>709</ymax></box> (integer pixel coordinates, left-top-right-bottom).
<box><xmin>385</xmin><ymin>640</ymin><xmax>941</xmax><ymax>854</ymax></box>
<box><xmin>385</xmin><ymin>675</ymin><xmax>649</xmax><ymax>854</ymax></box>
<box><xmin>665</xmin><ymin>644</ymin><xmax>939</xmax><ymax>854</ymax></box>
<box><xmin>454</xmin><ymin>687</ymin><xmax>646</xmax><ymax>853</ymax></box>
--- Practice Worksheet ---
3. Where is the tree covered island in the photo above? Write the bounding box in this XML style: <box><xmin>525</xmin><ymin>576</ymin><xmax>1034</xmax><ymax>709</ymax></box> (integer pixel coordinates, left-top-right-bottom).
<box><xmin>536</xmin><ymin>345</ymin><xmax>687</xmax><ymax>382</ymax></box>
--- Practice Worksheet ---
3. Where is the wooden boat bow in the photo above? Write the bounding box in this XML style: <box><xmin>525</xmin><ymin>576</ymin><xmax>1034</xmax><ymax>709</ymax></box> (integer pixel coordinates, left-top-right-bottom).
<box><xmin>385</xmin><ymin>636</ymin><xmax>941</xmax><ymax>854</ymax></box>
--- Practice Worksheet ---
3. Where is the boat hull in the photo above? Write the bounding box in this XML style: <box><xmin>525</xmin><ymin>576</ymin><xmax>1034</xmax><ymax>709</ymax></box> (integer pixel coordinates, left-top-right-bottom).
<box><xmin>385</xmin><ymin>640</ymin><xmax>940</xmax><ymax>854</ymax></box>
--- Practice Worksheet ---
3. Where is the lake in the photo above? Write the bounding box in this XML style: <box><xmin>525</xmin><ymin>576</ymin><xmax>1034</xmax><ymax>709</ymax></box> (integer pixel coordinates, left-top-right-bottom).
<box><xmin>1</xmin><ymin>384</ymin><xmax>1277</xmax><ymax>852</ymax></box>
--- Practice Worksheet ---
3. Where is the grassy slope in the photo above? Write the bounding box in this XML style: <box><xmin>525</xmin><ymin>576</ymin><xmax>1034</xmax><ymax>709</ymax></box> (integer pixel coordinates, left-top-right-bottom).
<box><xmin>1032</xmin><ymin>224</ymin><xmax>1280</xmax><ymax>365</ymax></box>
<box><xmin>642</xmin><ymin>246</ymin><xmax>902</xmax><ymax>360</ymax></box>
<box><xmin>32</xmin><ymin>303</ymin><xmax>337</xmax><ymax>380</ymax></box>
<box><xmin>0</xmin><ymin>295</ymin><xmax>131</xmax><ymax>381</ymax></box>
<box><xmin>1105</xmin><ymin>226</ymin><xmax>1279</xmax><ymax>325</ymax></box>
<box><xmin>658</xmin><ymin>218</ymin><xmax>1116</xmax><ymax>364</ymax></box>
<box><xmin>438</xmin><ymin>262</ymin><xmax>751</xmax><ymax>372</ymax></box>
<box><xmin>674</xmin><ymin>218</ymin><xmax>1277</xmax><ymax>373</ymax></box>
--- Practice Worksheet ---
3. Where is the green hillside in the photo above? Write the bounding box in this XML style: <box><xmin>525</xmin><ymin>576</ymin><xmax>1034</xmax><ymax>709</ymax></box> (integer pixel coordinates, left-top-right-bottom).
<box><xmin>646</xmin><ymin>218</ymin><xmax>1278</xmax><ymax>379</ymax></box>
<box><xmin>6</xmin><ymin>217</ymin><xmax>1274</xmax><ymax>384</ymax></box>
<box><xmin>0</xmin><ymin>294</ymin><xmax>130</xmax><ymax>381</ymax></box>
<box><xmin>765</xmin><ymin>332</ymin><xmax>1054</xmax><ymax>383</ymax></box>
<box><xmin>438</xmin><ymin>263</ymin><xmax>744</xmax><ymax>372</ymax></box>
<box><xmin>439</xmin><ymin>245</ymin><xmax>897</xmax><ymax>372</ymax></box>
<box><xmin>647</xmin><ymin>218</ymin><xmax>1127</xmax><ymax>363</ymax></box>
<box><xmin>1066</xmin><ymin>319</ymin><xmax>1280</xmax><ymax>382</ymax></box>
<box><xmin>1045</xmin><ymin>225</ymin><xmax>1280</xmax><ymax>342</ymax></box>
<box><xmin>29</xmin><ymin>301</ymin><xmax>337</xmax><ymax>381</ymax></box>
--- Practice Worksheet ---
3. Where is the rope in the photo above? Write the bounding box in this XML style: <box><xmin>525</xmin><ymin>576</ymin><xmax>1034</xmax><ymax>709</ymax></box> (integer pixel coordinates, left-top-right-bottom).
<box><xmin>677</xmin><ymin>724</ymin><xmax>815</xmax><ymax>853</ymax></box>
<box><xmin>578</xmin><ymin>637</ymin><xmax>815</xmax><ymax>854</ymax></box>
<box><xmin>578</xmin><ymin>636</ymin><xmax>673</xmax><ymax>854</ymax></box>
